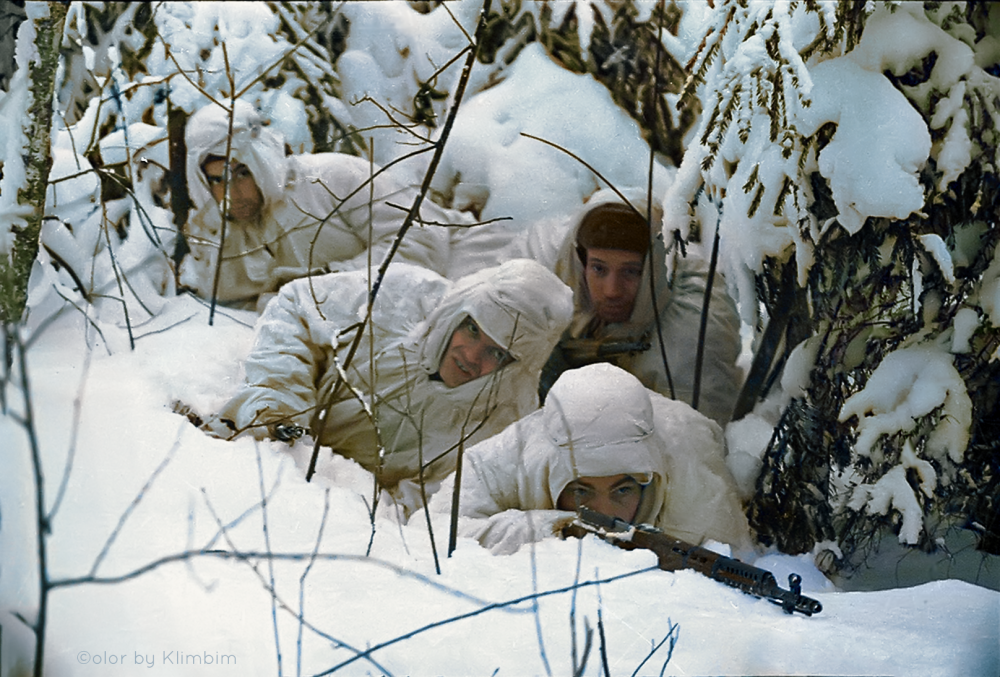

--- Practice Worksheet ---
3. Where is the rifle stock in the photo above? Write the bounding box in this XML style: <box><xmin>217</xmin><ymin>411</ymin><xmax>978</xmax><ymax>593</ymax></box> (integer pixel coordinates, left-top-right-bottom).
<box><xmin>572</xmin><ymin>507</ymin><xmax>823</xmax><ymax>616</ymax></box>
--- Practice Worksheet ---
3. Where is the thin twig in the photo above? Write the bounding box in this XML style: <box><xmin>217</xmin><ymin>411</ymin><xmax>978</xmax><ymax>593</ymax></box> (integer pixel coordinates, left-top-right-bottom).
<box><xmin>313</xmin><ymin>566</ymin><xmax>659</xmax><ymax>675</ymax></box>
<box><xmin>519</xmin><ymin>134</ymin><xmax>637</xmax><ymax>213</ymax></box>
<box><xmin>596</xmin><ymin>572</ymin><xmax>610</xmax><ymax>677</ymax></box>
<box><xmin>528</xmin><ymin>522</ymin><xmax>554</xmax><ymax>677</ymax></box>
<box><xmin>446</xmin><ymin>368</ymin><xmax>506</xmax><ymax>556</ymax></box>
<box><xmin>573</xmin><ymin>619</ymin><xmax>594</xmax><ymax>677</ymax></box>
<box><xmin>255</xmin><ymin>444</ymin><xmax>284</xmax><ymax>675</ymax></box>
<box><xmin>46</xmin><ymin>307</ymin><xmax>97</xmax><ymax>520</ymax></box>
<box><xmin>207</xmin><ymin>44</ymin><xmax>237</xmax><ymax>326</ymax></box>
<box><xmin>645</xmin><ymin>0</ymin><xmax>676</xmax><ymax>401</ymax></box>
<box><xmin>12</xmin><ymin>326</ymin><xmax>49</xmax><ymax>677</ymax></box>
<box><xmin>99</xmin><ymin>201</ymin><xmax>136</xmax><ymax>349</ymax></box>
<box><xmin>50</xmin><ymin>548</ymin><xmax>508</xmax><ymax>609</ymax></box>
<box><xmin>234</xmin><ymin>12</ymin><xmax>339</xmax><ymax>101</ymax></box>
<box><xmin>382</xmin><ymin>204</ymin><xmax>511</xmax><ymax>229</ymax></box>
<box><xmin>416</xmin><ymin>410</ymin><xmax>442</xmax><ymax>575</ymax></box>
<box><xmin>629</xmin><ymin>619</ymin><xmax>680</xmax><ymax>677</ymax></box>
<box><xmin>297</xmin><ymin>488</ymin><xmax>331</xmax><ymax>677</ymax></box>
<box><xmin>198</xmin><ymin>490</ymin><xmax>394</xmax><ymax>677</ymax></box>
<box><xmin>88</xmin><ymin>428</ymin><xmax>183</xmax><ymax>577</ymax></box>
<box><xmin>692</xmin><ymin>199</ymin><xmax>722</xmax><ymax>411</ymax></box>
<box><xmin>307</xmin><ymin>0</ymin><xmax>491</xmax><ymax>481</ymax></box>
<box><xmin>570</xmin><ymin>537</ymin><xmax>584</xmax><ymax>671</ymax></box>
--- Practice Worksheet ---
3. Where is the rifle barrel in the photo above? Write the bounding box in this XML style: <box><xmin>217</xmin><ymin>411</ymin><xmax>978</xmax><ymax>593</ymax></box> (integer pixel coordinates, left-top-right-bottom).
<box><xmin>576</xmin><ymin>507</ymin><xmax>823</xmax><ymax>616</ymax></box>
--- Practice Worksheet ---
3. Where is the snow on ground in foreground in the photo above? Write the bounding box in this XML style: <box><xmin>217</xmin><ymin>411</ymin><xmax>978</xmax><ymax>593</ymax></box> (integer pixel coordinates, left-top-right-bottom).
<box><xmin>2</xmin><ymin>295</ymin><xmax>998</xmax><ymax>677</ymax></box>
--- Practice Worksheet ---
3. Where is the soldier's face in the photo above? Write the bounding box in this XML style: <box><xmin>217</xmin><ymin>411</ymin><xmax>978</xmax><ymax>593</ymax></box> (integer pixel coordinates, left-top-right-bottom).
<box><xmin>583</xmin><ymin>248</ymin><xmax>644</xmax><ymax>323</ymax></box>
<box><xmin>203</xmin><ymin>159</ymin><xmax>264</xmax><ymax>221</ymax></box>
<box><xmin>438</xmin><ymin>317</ymin><xmax>514</xmax><ymax>388</ymax></box>
<box><xmin>557</xmin><ymin>474</ymin><xmax>643</xmax><ymax>523</ymax></box>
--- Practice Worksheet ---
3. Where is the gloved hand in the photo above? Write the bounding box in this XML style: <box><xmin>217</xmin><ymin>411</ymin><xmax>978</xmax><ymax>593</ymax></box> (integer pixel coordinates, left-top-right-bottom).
<box><xmin>173</xmin><ymin>400</ymin><xmax>237</xmax><ymax>440</ymax></box>
<box><xmin>465</xmin><ymin>509</ymin><xmax>577</xmax><ymax>555</ymax></box>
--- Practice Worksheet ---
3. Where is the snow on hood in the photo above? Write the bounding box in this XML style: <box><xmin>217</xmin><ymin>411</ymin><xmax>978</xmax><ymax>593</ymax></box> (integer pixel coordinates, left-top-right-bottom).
<box><xmin>417</xmin><ymin>258</ymin><xmax>574</xmax><ymax>380</ymax></box>
<box><xmin>184</xmin><ymin>99</ymin><xmax>287</xmax><ymax>212</ymax></box>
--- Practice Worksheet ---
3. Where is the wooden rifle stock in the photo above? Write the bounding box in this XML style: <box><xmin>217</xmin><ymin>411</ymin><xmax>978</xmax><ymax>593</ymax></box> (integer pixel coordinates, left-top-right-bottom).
<box><xmin>573</xmin><ymin>507</ymin><xmax>823</xmax><ymax>616</ymax></box>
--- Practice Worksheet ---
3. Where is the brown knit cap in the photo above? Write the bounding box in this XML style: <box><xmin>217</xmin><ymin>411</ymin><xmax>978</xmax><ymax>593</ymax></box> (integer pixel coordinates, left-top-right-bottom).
<box><xmin>576</xmin><ymin>202</ymin><xmax>650</xmax><ymax>256</ymax></box>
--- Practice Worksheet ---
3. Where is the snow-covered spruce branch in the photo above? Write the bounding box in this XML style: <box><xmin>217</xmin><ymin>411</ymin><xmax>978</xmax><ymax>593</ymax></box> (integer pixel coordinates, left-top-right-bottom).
<box><xmin>669</xmin><ymin>1</ymin><xmax>1000</xmax><ymax>567</ymax></box>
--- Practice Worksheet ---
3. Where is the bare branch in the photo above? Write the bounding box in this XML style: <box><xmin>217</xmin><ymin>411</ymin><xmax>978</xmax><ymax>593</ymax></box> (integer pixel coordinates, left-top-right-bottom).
<box><xmin>306</xmin><ymin>0</ymin><xmax>492</xmax><ymax>482</ymax></box>
<box><xmin>629</xmin><ymin>619</ymin><xmax>680</xmax><ymax>677</ymax></box>
<box><xmin>528</xmin><ymin>525</ymin><xmax>554</xmax><ymax>677</ymax></box>
<box><xmin>297</xmin><ymin>488</ymin><xmax>331</xmax><ymax>677</ymax></box>
<box><xmin>87</xmin><ymin>428</ymin><xmax>183</xmax><ymax>577</ymax></box>
<box><xmin>313</xmin><ymin>566</ymin><xmax>659</xmax><ymax>675</ymax></box>
<box><xmin>254</xmin><ymin>444</ymin><xmax>284</xmax><ymax>675</ymax></box>
<box><xmin>11</xmin><ymin>325</ymin><xmax>50</xmax><ymax>677</ymax></box>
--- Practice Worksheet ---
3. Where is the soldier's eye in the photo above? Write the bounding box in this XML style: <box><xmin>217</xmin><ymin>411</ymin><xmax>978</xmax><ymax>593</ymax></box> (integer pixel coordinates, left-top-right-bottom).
<box><xmin>489</xmin><ymin>347</ymin><xmax>513</xmax><ymax>366</ymax></box>
<box><xmin>615</xmin><ymin>483</ymin><xmax>640</xmax><ymax>498</ymax></box>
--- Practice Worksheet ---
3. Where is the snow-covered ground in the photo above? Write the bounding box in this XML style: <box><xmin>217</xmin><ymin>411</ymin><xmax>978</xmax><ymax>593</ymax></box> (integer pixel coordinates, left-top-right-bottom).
<box><xmin>2</xmin><ymin>2</ymin><xmax>1000</xmax><ymax>676</ymax></box>
<box><xmin>1</xmin><ymin>296</ymin><xmax>997</xmax><ymax>677</ymax></box>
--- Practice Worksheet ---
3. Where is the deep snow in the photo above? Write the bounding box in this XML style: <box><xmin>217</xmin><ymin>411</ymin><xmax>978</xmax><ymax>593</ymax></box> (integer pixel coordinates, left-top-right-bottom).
<box><xmin>0</xmin><ymin>294</ymin><xmax>996</xmax><ymax>677</ymax></box>
<box><xmin>2</xmin><ymin>2</ymin><xmax>999</xmax><ymax>676</ymax></box>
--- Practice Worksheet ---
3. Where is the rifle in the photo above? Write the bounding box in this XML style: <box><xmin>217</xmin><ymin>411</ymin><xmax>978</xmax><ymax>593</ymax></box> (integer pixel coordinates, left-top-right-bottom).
<box><xmin>569</xmin><ymin>507</ymin><xmax>823</xmax><ymax>616</ymax></box>
<box><xmin>560</xmin><ymin>337</ymin><xmax>652</xmax><ymax>368</ymax></box>
<box><xmin>539</xmin><ymin>337</ymin><xmax>652</xmax><ymax>402</ymax></box>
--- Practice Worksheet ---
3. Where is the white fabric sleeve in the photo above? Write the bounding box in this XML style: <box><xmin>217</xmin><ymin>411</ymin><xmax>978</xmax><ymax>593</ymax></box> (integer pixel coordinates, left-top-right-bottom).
<box><xmin>303</xmin><ymin>156</ymin><xmax>453</xmax><ymax>277</ymax></box>
<box><xmin>218</xmin><ymin>277</ymin><xmax>344</xmax><ymax>435</ymax></box>
<box><xmin>459</xmin><ymin>509</ymin><xmax>576</xmax><ymax>555</ymax></box>
<box><xmin>637</xmin><ymin>253</ymin><xmax>744</xmax><ymax>426</ymax></box>
<box><xmin>650</xmin><ymin>397</ymin><xmax>754</xmax><ymax>552</ymax></box>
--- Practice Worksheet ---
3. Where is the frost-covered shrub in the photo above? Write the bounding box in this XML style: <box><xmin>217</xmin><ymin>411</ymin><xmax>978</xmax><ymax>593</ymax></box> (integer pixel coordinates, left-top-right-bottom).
<box><xmin>12</xmin><ymin>2</ymin><xmax>363</xmax><ymax>327</ymax></box>
<box><xmin>666</xmin><ymin>0</ymin><xmax>1000</xmax><ymax>571</ymax></box>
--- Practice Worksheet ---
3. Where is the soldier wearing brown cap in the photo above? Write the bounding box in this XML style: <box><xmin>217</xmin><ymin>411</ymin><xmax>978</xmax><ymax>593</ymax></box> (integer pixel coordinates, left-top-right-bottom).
<box><xmin>541</xmin><ymin>190</ymin><xmax>744</xmax><ymax>427</ymax></box>
<box><xmin>574</xmin><ymin>201</ymin><xmax>651</xmax><ymax>325</ymax></box>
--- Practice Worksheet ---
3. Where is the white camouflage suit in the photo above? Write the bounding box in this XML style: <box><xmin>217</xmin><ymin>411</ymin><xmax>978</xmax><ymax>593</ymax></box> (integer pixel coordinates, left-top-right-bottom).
<box><xmin>213</xmin><ymin>259</ymin><xmax>573</xmax><ymax>490</ymax></box>
<box><xmin>435</xmin><ymin>363</ymin><xmax>753</xmax><ymax>555</ymax></box>
<box><xmin>180</xmin><ymin>99</ymin><xmax>460</xmax><ymax>307</ymax></box>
